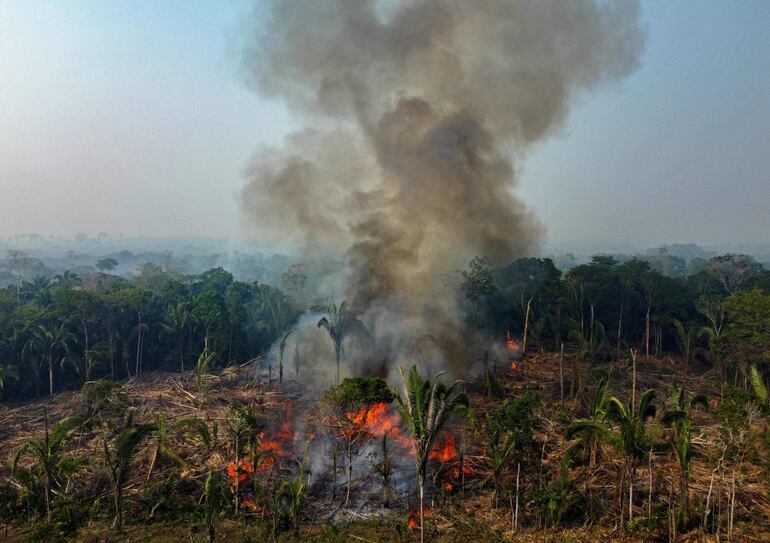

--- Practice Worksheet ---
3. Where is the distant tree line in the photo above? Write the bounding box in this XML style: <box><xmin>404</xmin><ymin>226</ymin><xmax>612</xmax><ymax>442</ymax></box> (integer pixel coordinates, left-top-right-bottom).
<box><xmin>0</xmin><ymin>254</ymin><xmax>299</xmax><ymax>401</ymax></box>
<box><xmin>462</xmin><ymin>253</ymin><xmax>770</xmax><ymax>387</ymax></box>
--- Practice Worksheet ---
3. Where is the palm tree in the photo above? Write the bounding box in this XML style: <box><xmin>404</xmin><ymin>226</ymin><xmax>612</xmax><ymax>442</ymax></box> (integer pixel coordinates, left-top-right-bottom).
<box><xmin>394</xmin><ymin>365</ymin><xmax>468</xmax><ymax>543</ymax></box>
<box><xmin>254</xmin><ymin>285</ymin><xmax>297</xmax><ymax>381</ymax></box>
<box><xmin>20</xmin><ymin>276</ymin><xmax>52</xmax><ymax>304</ymax></box>
<box><xmin>569</xmin><ymin>320</ymin><xmax>606</xmax><ymax>364</ymax></box>
<box><xmin>225</xmin><ymin>402</ymin><xmax>262</xmax><ymax>514</ymax></box>
<box><xmin>672</xmin><ymin>319</ymin><xmax>708</xmax><ymax>374</ymax></box>
<box><xmin>103</xmin><ymin>410</ymin><xmax>157</xmax><ymax>530</ymax></box>
<box><xmin>661</xmin><ymin>384</ymin><xmax>708</xmax><ymax>528</ymax></box>
<box><xmin>53</xmin><ymin>270</ymin><xmax>81</xmax><ymax>288</ymax></box>
<box><xmin>749</xmin><ymin>364</ymin><xmax>768</xmax><ymax>405</ymax></box>
<box><xmin>566</xmin><ymin>388</ymin><xmax>658</xmax><ymax>528</ymax></box>
<box><xmin>566</xmin><ymin>375</ymin><xmax>611</xmax><ymax>470</ymax></box>
<box><xmin>606</xmin><ymin>389</ymin><xmax>658</xmax><ymax>527</ymax></box>
<box><xmin>195</xmin><ymin>347</ymin><xmax>216</xmax><ymax>399</ymax></box>
<box><xmin>278</xmin><ymin>446</ymin><xmax>310</xmax><ymax>539</ymax></box>
<box><xmin>317</xmin><ymin>301</ymin><xmax>368</xmax><ymax>385</ymax></box>
<box><xmin>144</xmin><ymin>413</ymin><xmax>212</xmax><ymax>482</ymax></box>
<box><xmin>203</xmin><ymin>470</ymin><xmax>227</xmax><ymax>543</ymax></box>
<box><xmin>162</xmin><ymin>303</ymin><xmax>192</xmax><ymax>372</ymax></box>
<box><xmin>12</xmin><ymin>412</ymin><xmax>85</xmax><ymax>520</ymax></box>
<box><xmin>486</xmin><ymin>419</ymin><xmax>519</xmax><ymax>507</ymax></box>
<box><xmin>28</xmin><ymin>320</ymin><xmax>74</xmax><ymax>397</ymax></box>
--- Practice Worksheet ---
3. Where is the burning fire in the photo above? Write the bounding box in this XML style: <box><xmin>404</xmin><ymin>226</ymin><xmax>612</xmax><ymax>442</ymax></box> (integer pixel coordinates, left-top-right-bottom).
<box><xmin>507</xmin><ymin>330</ymin><xmax>520</xmax><ymax>370</ymax></box>
<box><xmin>429</xmin><ymin>435</ymin><xmax>458</xmax><ymax>462</ymax></box>
<box><xmin>407</xmin><ymin>508</ymin><xmax>431</xmax><ymax>529</ymax></box>
<box><xmin>242</xmin><ymin>498</ymin><xmax>263</xmax><ymax>513</ymax></box>
<box><xmin>506</xmin><ymin>330</ymin><xmax>519</xmax><ymax>352</ymax></box>
<box><xmin>226</xmin><ymin>407</ymin><xmax>297</xmax><ymax>487</ymax></box>
<box><xmin>428</xmin><ymin>434</ymin><xmax>475</xmax><ymax>493</ymax></box>
<box><xmin>258</xmin><ymin>407</ymin><xmax>295</xmax><ymax>459</ymax></box>
<box><xmin>227</xmin><ymin>458</ymin><xmax>254</xmax><ymax>485</ymax></box>
<box><xmin>344</xmin><ymin>402</ymin><xmax>412</xmax><ymax>451</ymax></box>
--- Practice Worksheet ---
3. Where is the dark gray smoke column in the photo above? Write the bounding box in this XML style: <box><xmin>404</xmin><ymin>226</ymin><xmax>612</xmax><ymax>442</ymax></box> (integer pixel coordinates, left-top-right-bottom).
<box><xmin>241</xmin><ymin>0</ymin><xmax>644</xmax><ymax>373</ymax></box>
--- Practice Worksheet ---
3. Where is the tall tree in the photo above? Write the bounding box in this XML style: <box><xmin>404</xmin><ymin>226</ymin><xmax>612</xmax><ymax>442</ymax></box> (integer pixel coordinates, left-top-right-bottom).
<box><xmin>704</xmin><ymin>254</ymin><xmax>762</xmax><ymax>295</ymax></box>
<box><xmin>162</xmin><ymin>302</ymin><xmax>193</xmax><ymax>372</ymax></box>
<box><xmin>6</xmin><ymin>249</ymin><xmax>33</xmax><ymax>303</ymax></box>
<box><xmin>715</xmin><ymin>288</ymin><xmax>770</xmax><ymax>386</ymax></box>
<box><xmin>193</xmin><ymin>291</ymin><xmax>225</xmax><ymax>351</ymax></box>
<box><xmin>281</xmin><ymin>263</ymin><xmax>307</xmax><ymax>303</ymax></box>
<box><xmin>317</xmin><ymin>301</ymin><xmax>367</xmax><ymax>385</ymax></box>
<box><xmin>461</xmin><ymin>256</ymin><xmax>496</xmax><ymax>328</ymax></box>
<box><xmin>28</xmin><ymin>320</ymin><xmax>74</xmax><ymax>397</ymax></box>
<box><xmin>53</xmin><ymin>270</ymin><xmax>82</xmax><ymax>288</ymax></box>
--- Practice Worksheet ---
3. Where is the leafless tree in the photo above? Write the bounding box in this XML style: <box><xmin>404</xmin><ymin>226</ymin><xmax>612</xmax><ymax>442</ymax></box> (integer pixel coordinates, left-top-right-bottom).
<box><xmin>704</xmin><ymin>254</ymin><xmax>762</xmax><ymax>294</ymax></box>
<box><xmin>695</xmin><ymin>294</ymin><xmax>726</xmax><ymax>336</ymax></box>
<box><xmin>6</xmin><ymin>249</ymin><xmax>33</xmax><ymax>303</ymax></box>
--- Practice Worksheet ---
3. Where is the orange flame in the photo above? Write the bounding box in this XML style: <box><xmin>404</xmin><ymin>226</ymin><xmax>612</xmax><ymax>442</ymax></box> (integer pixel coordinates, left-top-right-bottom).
<box><xmin>506</xmin><ymin>330</ymin><xmax>519</xmax><ymax>351</ymax></box>
<box><xmin>429</xmin><ymin>435</ymin><xmax>458</xmax><ymax>462</ymax></box>
<box><xmin>258</xmin><ymin>407</ymin><xmax>295</xmax><ymax>460</ymax></box>
<box><xmin>343</xmin><ymin>402</ymin><xmax>412</xmax><ymax>452</ymax></box>
<box><xmin>227</xmin><ymin>459</ymin><xmax>254</xmax><ymax>486</ymax></box>
<box><xmin>407</xmin><ymin>508</ymin><xmax>431</xmax><ymax>529</ymax></box>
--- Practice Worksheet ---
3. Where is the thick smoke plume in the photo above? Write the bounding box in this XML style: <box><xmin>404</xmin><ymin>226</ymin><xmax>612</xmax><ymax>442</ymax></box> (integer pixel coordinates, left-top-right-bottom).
<box><xmin>242</xmin><ymin>0</ymin><xmax>644</xmax><ymax>376</ymax></box>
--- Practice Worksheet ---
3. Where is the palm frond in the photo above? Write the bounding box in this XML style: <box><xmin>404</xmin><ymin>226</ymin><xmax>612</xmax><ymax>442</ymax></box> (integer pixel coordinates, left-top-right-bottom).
<box><xmin>750</xmin><ymin>364</ymin><xmax>768</xmax><ymax>404</ymax></box>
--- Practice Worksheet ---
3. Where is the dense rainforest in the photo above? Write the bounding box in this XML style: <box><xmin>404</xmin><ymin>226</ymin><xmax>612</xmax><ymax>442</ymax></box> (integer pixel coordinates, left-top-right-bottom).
<box><xmin>1</xmin><ymin>251</ymin><xmax>768</xmax><ymax>401</ymax></box>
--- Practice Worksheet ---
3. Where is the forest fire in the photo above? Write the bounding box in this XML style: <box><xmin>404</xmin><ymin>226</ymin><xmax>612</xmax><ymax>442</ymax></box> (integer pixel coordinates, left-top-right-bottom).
<box><xmin>429</xmin><ymin>435</ymin><xmax>458</xmax><ymax>462</ymax></box>
<box><xmin>226</xmin><ymin>408</ymin><xmax>297</xmax><ymax>486</ymax></box>
<box><xmin>407</xmin><ymin>508</ymin><xmax>431</xmax><ymax>529</ymax></box>
<box><xmin>506</xmin><ymin>330</ymin><xmax>519</xmax><ymax>352</ymax></box>
<box><xmin>429</xmin><ymin>435</ymin><xmax>473</xmax><ymax>493</ymax></box>
<box><xmin>344</xmin><ymin>402</ymin><xmax>412</xmax><ymax>451</ymax></box>
<box><xmin>227</xmin><ymin>459</ymin><xmax>254</xmax><ymax>485</ymax></box>
<box><xmin>507</xmin><ymin>330</ymin><xmax>520</xmax><ymax>370</ymax></box>
<box><xmin>259</xmin><ymin>408</ymin><xmax>295</xmax><ymax>459</ymax></box>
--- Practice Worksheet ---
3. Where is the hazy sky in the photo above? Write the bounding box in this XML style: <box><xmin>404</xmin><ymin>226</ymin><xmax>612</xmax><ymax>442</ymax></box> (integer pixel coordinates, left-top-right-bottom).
<box><xmin>1</xmin><ymin>1</ymin><xmax>768</xmax><ymax>249</ymax></box>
